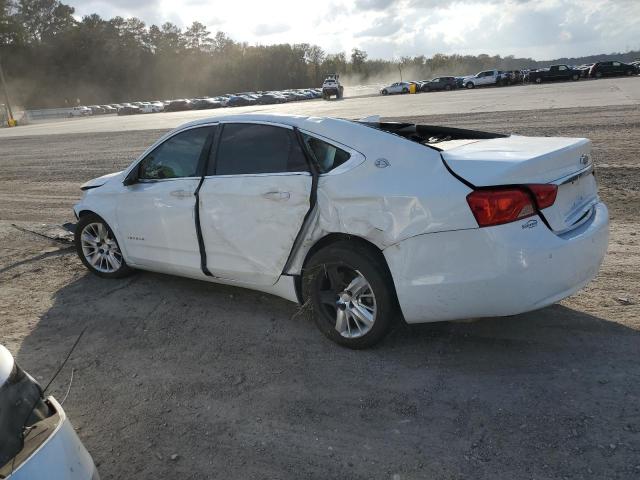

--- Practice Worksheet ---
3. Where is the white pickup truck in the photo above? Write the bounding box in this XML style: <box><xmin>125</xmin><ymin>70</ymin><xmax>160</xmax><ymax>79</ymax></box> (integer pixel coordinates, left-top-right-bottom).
<box><xmin>463</xmin><ymin>70</ymin><xmax>504</xmax><ymax>89</ymax></box>
<box><xmin>68</xmin><ymin>106</ymin><xmax>92</xmax><ymax>117</ymax></box>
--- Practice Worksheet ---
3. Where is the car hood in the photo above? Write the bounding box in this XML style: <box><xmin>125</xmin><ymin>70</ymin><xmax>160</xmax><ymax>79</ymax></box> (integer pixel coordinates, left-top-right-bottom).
<box><xmin>80</xmin><ymin>170</ymin><xmax>124</xmax><ymax>190</ymax></box>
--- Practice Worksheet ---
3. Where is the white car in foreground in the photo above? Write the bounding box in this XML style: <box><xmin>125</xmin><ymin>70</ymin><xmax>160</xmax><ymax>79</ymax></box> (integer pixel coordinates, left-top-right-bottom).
<box><xmin>0</xmin><ymin>345</ymin><xmax>98</xmax><ymax>479</ymax></box>
<box><xmin>73</xmin><ymin>114</ymin><xmax>609</xmax><ymax>348</ymax></box>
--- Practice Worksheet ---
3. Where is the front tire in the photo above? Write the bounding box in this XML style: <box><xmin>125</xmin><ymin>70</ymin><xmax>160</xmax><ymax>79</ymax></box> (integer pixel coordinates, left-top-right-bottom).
<box><xmin>302</xmin><ymin>242</ymin><xmax>398</xmax><ymax>349</ymax></box>
<box><xmin>381</xmin><ymin>89</ymin><xmax>388</xmax><ymax>95</ymax></box>
<box><xmin>465</xmin><ymin>82</ymin><xmax>474</xmax><ymax>89</ymax></box>
<box><xmin>75</xmin><ymin>214</ymin><xmax>134</xmax><ymax>279</ymax></box>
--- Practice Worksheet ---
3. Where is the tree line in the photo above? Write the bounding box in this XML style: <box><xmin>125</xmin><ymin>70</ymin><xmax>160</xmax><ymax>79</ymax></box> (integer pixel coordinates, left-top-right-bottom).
<box><xmin>1</xmin><ymin>0</ymin><xmax>638</xmax><ymax>108</ymax></box>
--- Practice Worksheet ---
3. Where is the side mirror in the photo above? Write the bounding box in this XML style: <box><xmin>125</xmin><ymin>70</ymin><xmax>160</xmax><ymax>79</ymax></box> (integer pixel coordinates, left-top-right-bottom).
<box><xmin>123</xmin><ymin>167</ymin><xmax>139</xmax><ymax>186</ymax></box>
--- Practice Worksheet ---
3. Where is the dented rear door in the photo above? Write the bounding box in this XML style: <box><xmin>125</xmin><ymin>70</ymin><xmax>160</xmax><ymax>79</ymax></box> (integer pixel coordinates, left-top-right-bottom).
<box><xmin>198</xmin><ymin>122</ymin><xmax>312</xmax><ymax>285</ymax></box>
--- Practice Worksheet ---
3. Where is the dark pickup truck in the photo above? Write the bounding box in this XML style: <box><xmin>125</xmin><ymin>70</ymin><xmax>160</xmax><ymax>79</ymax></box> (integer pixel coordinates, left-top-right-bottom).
<box><xmin>526</xmin><ymin>64</ymin><xmax>581</xmax><ymax>84</ymax></box>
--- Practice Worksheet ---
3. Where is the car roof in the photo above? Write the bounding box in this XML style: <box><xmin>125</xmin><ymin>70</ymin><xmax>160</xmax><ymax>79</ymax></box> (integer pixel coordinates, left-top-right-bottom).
<box><xmin>171</xmin><ymin>114</ymin><xmax>376</xmax><ymax>149</ymax></box>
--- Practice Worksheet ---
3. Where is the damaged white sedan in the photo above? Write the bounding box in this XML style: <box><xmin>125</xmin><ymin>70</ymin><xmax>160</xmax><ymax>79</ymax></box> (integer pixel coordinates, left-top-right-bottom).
<box><xmin>73</xmin><ymin>114</ymin><xmax>609</xmax><ymax>348</ymax></box>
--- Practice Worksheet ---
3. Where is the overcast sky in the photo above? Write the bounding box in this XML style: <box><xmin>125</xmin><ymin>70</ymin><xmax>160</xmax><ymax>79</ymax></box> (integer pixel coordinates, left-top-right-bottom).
<box><xmin>68</xmin><ymin>0</ymin><xmax>640</xmax><ymax>60</ymax></box>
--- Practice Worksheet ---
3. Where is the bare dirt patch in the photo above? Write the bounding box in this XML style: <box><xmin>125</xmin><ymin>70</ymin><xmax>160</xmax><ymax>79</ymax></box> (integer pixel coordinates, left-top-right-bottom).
<box><xmin>0</xmin><ymin>106</ymin><xmax>638</xmax><ymax>479</ymax></box>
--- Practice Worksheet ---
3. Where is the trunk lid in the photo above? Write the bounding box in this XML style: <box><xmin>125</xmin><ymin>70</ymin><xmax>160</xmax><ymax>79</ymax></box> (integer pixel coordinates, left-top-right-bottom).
<box><xmin>441</xmin><ymin>135</ymin><xmax>598</xmax><ymax>233</ymax></box>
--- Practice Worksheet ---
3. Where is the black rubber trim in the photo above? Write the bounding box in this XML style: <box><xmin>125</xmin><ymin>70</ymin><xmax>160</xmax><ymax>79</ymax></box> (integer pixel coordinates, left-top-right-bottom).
<box><xmin>194</xmin><ymin>126</ymin><xmax>220</xmax><ymax>277</ymax></box>
<box><xmin>80</xmin><ymin>184</ymin><xmax>103</xmax><ymax>191</ymax></box>
<box><xmin>280</xmin><ymin>127</ymin><xmax>320</xmax><ymax>281</ymax></box>
<box><xmin>440</xmin><ymin>154</ymin><xmax>476</xmax><ymax>189</ymax></box>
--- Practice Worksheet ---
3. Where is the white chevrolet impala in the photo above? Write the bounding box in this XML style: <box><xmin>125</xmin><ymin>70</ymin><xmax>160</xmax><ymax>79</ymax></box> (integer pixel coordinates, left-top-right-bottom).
<box><xmin>73</xmin><ymin>114</ymin><xmax>609</xmax><ymax>348</ymax></box>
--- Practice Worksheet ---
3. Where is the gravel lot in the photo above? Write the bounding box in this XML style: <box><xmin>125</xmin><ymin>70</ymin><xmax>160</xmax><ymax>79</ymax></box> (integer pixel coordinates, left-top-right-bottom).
<box><xmin>1</xmin><ymin>105</ymin><xmax>639</xmax><ymax>479</ymax></box>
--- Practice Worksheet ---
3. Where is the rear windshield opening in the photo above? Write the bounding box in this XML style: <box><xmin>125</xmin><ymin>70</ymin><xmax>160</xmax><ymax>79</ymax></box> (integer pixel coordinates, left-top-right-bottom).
<box><xmin>358</xmin><ymin>121</ymin><xmax>507</xmax><ymax>150</ymax></box>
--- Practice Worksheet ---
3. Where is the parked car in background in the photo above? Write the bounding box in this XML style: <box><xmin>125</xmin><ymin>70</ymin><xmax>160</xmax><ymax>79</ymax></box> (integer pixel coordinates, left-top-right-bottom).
<box><xmin>192</xmin><ymin>98</ymin><xmax>223</xmax><ymax>110</ymax></box>
<box><xmin>504</xmin><ymin>70</ymin><xmax>524</xmax><ymax>84</ymax></box>
<box><xmin>526</xmin><ymin>64</ymin><xmax>581</xmax><ymax>84</ymax></box>
<box><xmin>69</xmin><ymin>106</ymin><xmax>92</xmax><ymax>117</ymax></box>
<box><xmin>73</xmin><ymin>113</ymin><xmax>608</xmax><ymax>348</ymax></box>
<box><xmin>117</xmin><ymin>105</ymin><xmax>141</xmax><ymax>115</ymax></box>
<box><xmin>101</xmin><ymin>105</ymin><xmax>117</xmax><ymax>114</ymax></box>
<box><xmin>589</xmin><ymin>61</ymin><xmax>637</xmax><ymax>78</ymax></box>
<box><xmin>139</xmin><ymin>102</ymin><xmax>164</xmax><ymax>114</ymax></box>
<box><xmin>463</xmin><ymin>70</ymin><xmax>502</xmax><ymax>89</ymax></box>
<box><xmin>380</xmin><ymin>82</ymin><xmax>411</xmax><ymax>95</ymax></box>
<box><xmin>256</xmin><ymin>93</ymin><xmax>287</xmax><ymax>105</ymax></box>
<box><xmin>227</xmin><ymin>95</ymin><xmax>256</xmax><ymax>107</ymax></box>
<box><xmin>0</xmin><ymin>345</ymin><xmax>99</xmax><ymax>479</ymax></box>
<box><xmin>576</xmin><ymin>64</ymin><xmax>593</xmax><ymax>78</ymax></box>
<box><xmin>164</xmin><ymin>99</ymin><xmax>192</xmax><ymax>112</ymax></box>
<box><xmin>421</xmin><ymin>77</ymin><xmax>457</xmax><ymax>92</ymax></box>
<box><xmin>88</xmin><ymin>105</ymin><xmax>105</xmax><ymax>115</ymax></box>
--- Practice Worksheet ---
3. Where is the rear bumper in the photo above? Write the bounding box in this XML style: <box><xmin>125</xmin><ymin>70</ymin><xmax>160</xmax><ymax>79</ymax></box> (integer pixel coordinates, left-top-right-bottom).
<box><xmin>384</xmin><ymin>202</ymin><xmax>609</xmax><ymax>323</ymax></box>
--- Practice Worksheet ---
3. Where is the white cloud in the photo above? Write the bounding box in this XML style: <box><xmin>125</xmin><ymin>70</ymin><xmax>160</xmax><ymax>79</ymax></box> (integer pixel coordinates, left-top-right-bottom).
<box><xmin>67</xmin><ymin>0</ymin><xmax>640</xmax><ymax>59</ymax></box>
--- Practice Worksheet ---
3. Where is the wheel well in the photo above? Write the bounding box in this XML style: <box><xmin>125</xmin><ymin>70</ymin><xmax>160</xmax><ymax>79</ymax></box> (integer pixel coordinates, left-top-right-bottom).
<box><xmin>78</xmin><ymin>209</ymin><xmax>96</xmax><ymax>218</ymax></box>
<box><xmin>293</xmin><ymin>233</ymin><xmax>396</xmax><ymax>305</ymax></box>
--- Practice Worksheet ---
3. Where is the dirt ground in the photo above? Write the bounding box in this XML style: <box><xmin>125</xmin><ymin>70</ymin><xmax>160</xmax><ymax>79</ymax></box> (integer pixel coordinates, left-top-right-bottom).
<box><xmin>0</xmin><ymin>105</ymin><xmax>639</xmax><ymax>479</ymax></box>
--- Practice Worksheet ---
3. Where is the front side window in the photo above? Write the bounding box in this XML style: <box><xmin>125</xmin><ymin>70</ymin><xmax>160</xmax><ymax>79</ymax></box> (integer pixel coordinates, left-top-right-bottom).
<box><xmin>139</xmin><ymin>127</ymin><xmax>212</xmax><ymax>180</ymax></box>
<box><xmin>211</xmin><ymin>123</ymin><xmax>308</xmax><ymax>175</ymax></box>
<box><xmin>300</xmin><ymin>133</ymin><xmax>351</xmax><ymax>174</ymax></box>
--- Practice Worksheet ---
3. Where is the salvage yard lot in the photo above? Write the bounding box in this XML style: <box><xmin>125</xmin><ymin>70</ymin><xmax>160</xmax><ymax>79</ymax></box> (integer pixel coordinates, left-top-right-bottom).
<box><xmin>1</xmin><ymin>101</ymin><xmax>639</xmax><ymax>478</ymax></box>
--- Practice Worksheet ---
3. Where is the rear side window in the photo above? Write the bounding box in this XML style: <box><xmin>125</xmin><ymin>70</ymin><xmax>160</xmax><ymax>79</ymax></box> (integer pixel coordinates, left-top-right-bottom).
<box><xmin>300</xmin><ymin>133</ymin><xmax>351</xmax><ymax>174</ymax></box>
<box><xmin>139</xmin><ymin>126</ymin><xmax>212</xmax><ymax>180</ymax></box>
<box><xmin>211</xmin><ymin>123</ymin><xmax>308</xmax><ymax>175</ymax></box>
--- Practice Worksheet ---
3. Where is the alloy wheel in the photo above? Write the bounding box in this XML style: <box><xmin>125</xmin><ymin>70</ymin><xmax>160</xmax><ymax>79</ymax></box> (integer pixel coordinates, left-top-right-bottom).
<box><xmin>80</xmin><ymin>222</ymin><xmax>123</xmax><ymax>273</ymax></box>
<box><xmin>317</xmin><ymin>265</ymin><xmax>377</xmax><ymax>339</ymax></box>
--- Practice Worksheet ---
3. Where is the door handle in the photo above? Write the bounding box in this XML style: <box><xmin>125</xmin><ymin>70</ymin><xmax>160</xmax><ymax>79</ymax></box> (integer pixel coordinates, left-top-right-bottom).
<box><xmin>263</xmin><ymin>191</ymin><xmax>290</xmax><ymax>201</ymax></box>
<box><xmin>170</xmin><ymin>189</ymin><xmax>193</xmax><ymax>198</ymax></box>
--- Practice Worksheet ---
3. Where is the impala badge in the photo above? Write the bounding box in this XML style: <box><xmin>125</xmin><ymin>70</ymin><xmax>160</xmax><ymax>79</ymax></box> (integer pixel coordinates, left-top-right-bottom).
<box><xmin>522</xmin><ymin>219</ymin><xmax>538</xmax><ymax>230</ymax></box>
<box><xmin>375</xmin><ymin>158</ymin><xmax>390</xmax><ymax>168</ymax></box>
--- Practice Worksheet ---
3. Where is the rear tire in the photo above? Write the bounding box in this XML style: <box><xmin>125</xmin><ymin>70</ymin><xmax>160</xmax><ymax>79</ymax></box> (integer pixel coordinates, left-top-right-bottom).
<box><xmin>572</xmin><ymin>74</ymin><xmax>579</xmax><ymax>81</ymax></box>
<box><xmin>535</xmin><ymin>77</ymin><xmax>542</xmax><ymax>84</ymax></box>
<box><xmin>595</xmin><ymin>71</ymin><xmax>602</xmax><ymax>78</ymax></box>
<box><xmin>302</xmin><ymin>242</ymin><xmax>398</xmax><ymax>349</ymax></box>
<box><xmin>402</xmin><ymin>87</ymin><xmax>409</xmax><ymax>93</ymax></box>
<box><xmin>75</xmin><ymin>213</ymin><xmax>134</xmax><ymax>279</ymax></box>
<box><xmin>444</xmin><ymin>84</ymin><xmax>451</xmax><ymax>91</ymax></box>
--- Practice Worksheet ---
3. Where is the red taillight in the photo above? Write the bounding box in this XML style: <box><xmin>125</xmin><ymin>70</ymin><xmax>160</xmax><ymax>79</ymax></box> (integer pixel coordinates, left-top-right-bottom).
<box><xmin>528</xmin><ymin>184</ymin><xmax>558</xmax><ymax>209</ymax></box>
<box><xmin>467</xmin><ymin>189</ymin><xmax>534</xmax><ymax>227</ymax></box>
<box><xmin>466</xmin><ymin>184</ymin><xmax>558</xmax><ymax>228</ymax></box>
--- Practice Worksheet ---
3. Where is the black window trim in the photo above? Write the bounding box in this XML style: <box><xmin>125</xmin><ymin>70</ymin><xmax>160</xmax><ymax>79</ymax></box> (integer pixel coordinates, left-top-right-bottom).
<box><xmin>125</xmin><ymin>123</ymin><xmax>218</xmax><ymax>184</ymax></box>
<box><xmin>296</xmin><ymin>128</ymin><xmax>364</xmax><ymax>176</ymax></box>
<box><xmin>204</xmin><ymin>121</ymin><xmax>314</xmax><ymax>178</ymax></box>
